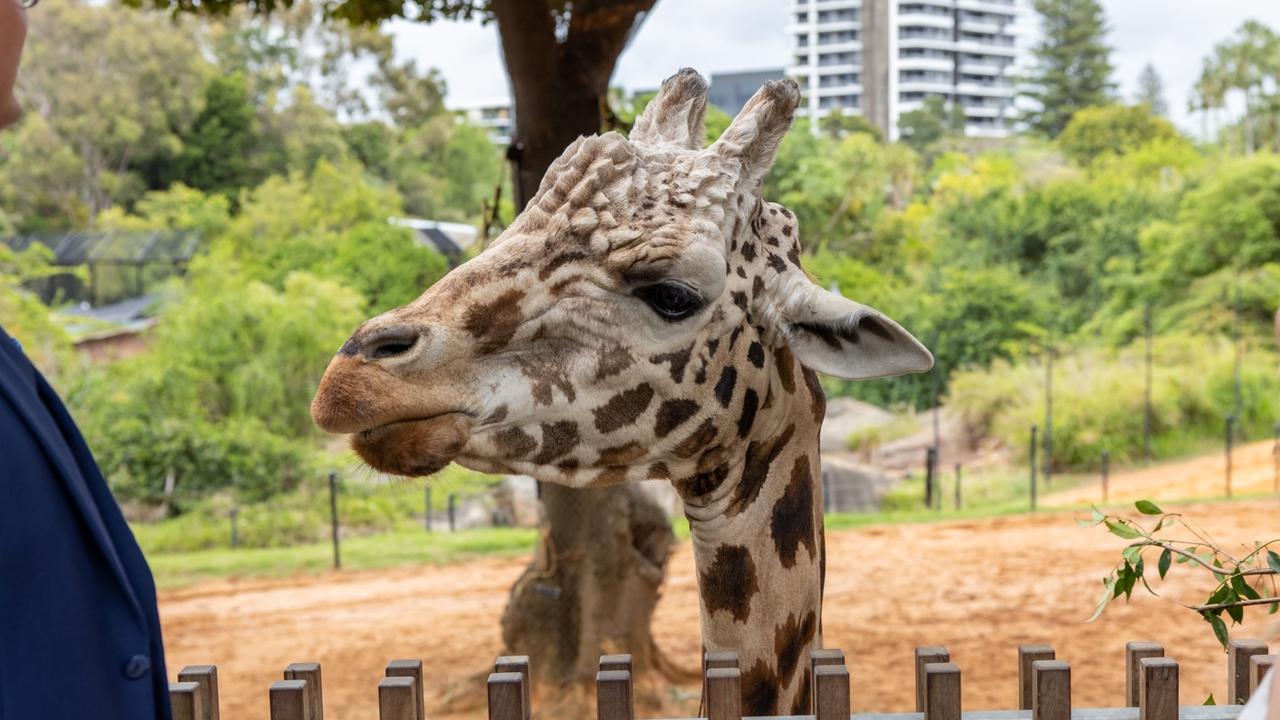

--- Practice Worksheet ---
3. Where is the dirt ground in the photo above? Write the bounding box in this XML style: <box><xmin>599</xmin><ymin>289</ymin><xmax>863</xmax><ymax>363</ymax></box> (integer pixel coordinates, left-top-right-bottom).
<box><xmin>1047</xmin><ymin>439</ymin><xmax>1279</xmax><ymax>507</ymax></box>
<box><xmin>159</xmin><ymin>487</ymin><xmax>1279</xmax><ymax>719</ymax></box>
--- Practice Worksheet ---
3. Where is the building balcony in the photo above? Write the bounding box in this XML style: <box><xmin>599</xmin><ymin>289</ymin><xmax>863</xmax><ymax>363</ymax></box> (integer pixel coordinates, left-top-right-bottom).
<box><xmin>897</xmin><ymin>56</ymin><xmax>955</xmax><ymax>71</ymax></box>
<box><xmin>813</xmin><ymin>0</ymin><xmax>858</xmax><ymax>9</ymax></box>
<box><xmin>815</xmin><ymin>83</ymin><xmax>861</xmax><ymax>96</ymax></box>
<box><xmin>955</xmin><ymin>0</ymin><xmax>1018</xmax><ymax>15</ymax></box>
<box><xmin>956</xmin><ymin>82</ymin><xmax>1014</xmax><ymax>97</ymax></box>
<box><xmin>815</xmin><ymin>19</ymin><xmax>859</xmax><ymax>31</ymax></box>
<box><xmin>960</xmin><ymin>104</ymin><xmax>1007</xmax><ymax>118</ymax></box>
<box><xmin>815</xmin><ymin>39</ymin><xmax>860</xmax><ymax>53</ymax></box>
<box><xmin>956</xmin><ymin>40</ymin><xmax>1017</xmax><ymax>56</ymax></box>
<box><xmin>958</xmin><ymin>61</ymin><xmax>1005</xmax><ymax>75</ymax></box>
<box><xmin>899</xmin><ymin>80</ymin><xmax>957</xmax><ymax>95</ymax></box>
<box><xmin>959</xmin><ymin>19</ymin><xmax>1004</xmax><ymax>34</ymax></box>
<box><xmin>897</xmin><ymin>13</ymin><xmax>955</xmax><ymax>30</ymax></box>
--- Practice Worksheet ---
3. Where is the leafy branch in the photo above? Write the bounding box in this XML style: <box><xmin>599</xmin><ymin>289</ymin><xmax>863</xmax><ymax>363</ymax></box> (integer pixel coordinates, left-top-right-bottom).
<box><xmin>1085</xmin><ymin>500</ymin><xmax>1279</xmax><ymax>648</ymax></box>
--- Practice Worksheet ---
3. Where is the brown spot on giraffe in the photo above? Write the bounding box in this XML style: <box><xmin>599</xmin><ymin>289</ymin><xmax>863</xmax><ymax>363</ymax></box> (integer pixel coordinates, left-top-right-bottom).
<box><xmin>655</xmin><ymin>399</ymin><xmax>699</xmax><ymax>438</ymax></box>
<box><xmin>593</xmin><ymin>383</ymin><xmax>655</xmax><ymax>434</ymax></box>
<box><xmin>728</xmin><ymin>423</ymin><xmax>796</xmax><ymax>516</ymax></box>
<box><xmin>774</xmin><ymin>609</ymin><xmax>818</xmax><ymax>685</ymax></box>
<box><xmin>699</xmin><ymin>544</ymin><xmax>758</xmax><ymax>623</ymax></box>
<box><xmin>462</xmin><ymin>289</ymin><xmax>524</xmax><ymax>352</ymax></box>
<box><xmin>532</xmin><ymin>421</ymin><xmax>579</xmax><ymax>464</ymax></box>
<box><xmin>771</xmin><ymin>456</ymin><xmax>818</xmax><ymax>567</ymax></box>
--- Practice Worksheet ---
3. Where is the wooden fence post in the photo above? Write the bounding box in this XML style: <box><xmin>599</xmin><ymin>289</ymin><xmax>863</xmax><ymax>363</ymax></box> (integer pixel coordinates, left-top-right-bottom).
<box><xmin>704</xmin><ymin>650</ymin><xmax>739</xmax><ymax>714</ymax></box>
<box><xmin>269</xmin><ymin>679</ymin><xmax>310</xmax><ymax>720</ymax></box>
<box><xmin>810</xmin><ymin>649</ymin><xmax>846</xmax><ymax>714</ymax></box>
<box><xmin>599</xmin><ymin>654</ymin><xmax>633</xmax><ymax>674</ymax></box>
<box><xmin>378</xmin><ymin>676</ymin><xmax>418</xmax><ymax>720</ymax></box>
<box><xmin>1250</xmin><ymin>655</ymin><xmax>1277</xmax><ymax>695</ymax></box>
<box><xmin>386</xmin><ymin>660</ymin><xmax>424</xmax><ymax>720</ymax></box>
<box><xmin>1228</xmin><ymin>639</ymin><xmax>1269</xmax><ymax>704</ymax></box>
<box><xmin>494</xmin><ymin>655</ymin><xmax>531</xmax><ymax>720</ymax></box>
<box><xmin>284</xmin><ymin>663</ymin><xmax>324</xmax><ymax>720</ymax></box>
<box><xmin>924</xmin><ymin>662</ymin><xmax>961</xmax><ymax>720</ymax></box>
<box><xmin>1138</xmin><ymin>657</ymin><xmax>1178</xmax><ymax>720</ymax></box>
<box><xmin>177</xmin><ymin>665</ymin><xmax>220</xmax><ymax>720</ymax></box>
<box><xmin>486</xmin><ymin>672</ymin><xmax>526</xmax><ymax>720</ymax></box>
<box><xmin>915</xmin><ymin>646</ymin><xmax>950</xmax><ymax>712</ymax></box>
<box><xmin>1031</xmin><ymin>660</ymin><xmax>1070</xmax><ymax>720</ymax></box>
<box><xmin>596</xmin><ymin>669</ymin><xmax>634</xmax><ymax>720</ymax></box>
<box><xmin>170</xmin><ymin>681</ymin><xmax>204</xmax><ymax>720</ymax></box>
<box><xmin>1018</xmin><ymin>644</ymin><xmax>1055</xmax><ymax>710</ymax></box>
<box><xmin>814</xmin><ymin>664</ymin><xmax>850</xmax><ymax>720</ymax></box>
<box><xmin>706</xmin><ymin>667</ymin><xmax>742</xmax><ymax>720</ymax></box>
<box><xmin>1125</xmin><ymin>642</ymin><xmax>1164</xmax><ymax>707</ymax></box>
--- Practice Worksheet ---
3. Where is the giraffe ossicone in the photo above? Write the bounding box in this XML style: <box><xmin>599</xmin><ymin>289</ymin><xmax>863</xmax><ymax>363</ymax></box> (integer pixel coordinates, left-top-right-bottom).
<box><xmin>312</xmin><ymin>68</ymin><xmax>933</xmax><ymax>715</ymax></box>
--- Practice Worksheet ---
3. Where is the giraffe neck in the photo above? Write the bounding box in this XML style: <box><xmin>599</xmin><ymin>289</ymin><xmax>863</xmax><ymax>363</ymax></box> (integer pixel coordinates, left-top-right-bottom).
<box><xmin>681</xmin><ymin>352</ymin><xmax>826</xmax><ymax>717</ymax></box>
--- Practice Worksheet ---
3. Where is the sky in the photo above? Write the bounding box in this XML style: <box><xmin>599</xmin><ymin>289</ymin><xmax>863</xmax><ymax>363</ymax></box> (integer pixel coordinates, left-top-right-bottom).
<box><xmin>389</xmin><ymin>1</ymin><xmax>1280</xmax><ymax>136</ymax></box>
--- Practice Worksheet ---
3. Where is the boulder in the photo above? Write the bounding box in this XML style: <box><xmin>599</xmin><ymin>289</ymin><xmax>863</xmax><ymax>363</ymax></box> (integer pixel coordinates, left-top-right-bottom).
<box><xmin>819</xmin><ymin>455</ymin><xmax>895</xmax><ymax>512</ymax></box>
<box><xmin>820</xmin><ymin>397</ymin><xmax>897</xmax><ymax>452</ymax></box>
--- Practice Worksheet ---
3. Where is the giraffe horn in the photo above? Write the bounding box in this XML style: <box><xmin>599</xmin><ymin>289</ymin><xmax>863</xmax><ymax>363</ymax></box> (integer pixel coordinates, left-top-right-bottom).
<box><xmin>631</xmin><ymin>68</ymin><xmax>709</xmax><ymax>150</ymax></box>
<box><xmin>709</xmin><ymin>78</ymin><xmax>800</xmax><ymax>192</ymax></box>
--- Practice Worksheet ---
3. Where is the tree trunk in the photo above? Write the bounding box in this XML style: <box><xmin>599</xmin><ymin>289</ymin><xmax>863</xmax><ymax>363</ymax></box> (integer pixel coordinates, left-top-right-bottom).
<box><xmin>490</xmin><ymin>0</ymin><xmax>674</xmax><ymax>689</ymax></box>
<box><xmin>500</xmin><ymin>483</ymin><xmax>673</xmax><ymax>683</ymax></box>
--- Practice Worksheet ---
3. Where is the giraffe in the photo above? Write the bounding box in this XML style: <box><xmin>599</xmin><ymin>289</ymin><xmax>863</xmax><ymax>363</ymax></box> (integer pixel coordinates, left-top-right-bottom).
<box><xmin>311</xmin><ymin>69</ymin><xmax>933</xmax><ymax>716</ymax></box>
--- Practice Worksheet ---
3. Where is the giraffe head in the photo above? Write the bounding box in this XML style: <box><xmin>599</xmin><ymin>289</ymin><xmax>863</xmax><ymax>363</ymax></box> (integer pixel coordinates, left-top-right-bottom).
<box><xmin>312</xmin><ymin>69</ymin><xmax>932</xmax><ymax>483</ymax></box>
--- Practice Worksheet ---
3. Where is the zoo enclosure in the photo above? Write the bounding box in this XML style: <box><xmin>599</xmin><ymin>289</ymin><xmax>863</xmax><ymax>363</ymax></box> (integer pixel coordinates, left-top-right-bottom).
<box><xmin>165</xmin><ymin>638</ymin><xmax>1276</xmax><ymax>720</ymax></box>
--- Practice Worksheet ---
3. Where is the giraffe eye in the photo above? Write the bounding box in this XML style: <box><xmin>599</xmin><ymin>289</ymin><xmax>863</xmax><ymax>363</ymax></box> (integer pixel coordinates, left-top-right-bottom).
<box><xmin>634</xmin><ymin>282</ymin><xmax>704</xmax><ymax>321</ymax></box>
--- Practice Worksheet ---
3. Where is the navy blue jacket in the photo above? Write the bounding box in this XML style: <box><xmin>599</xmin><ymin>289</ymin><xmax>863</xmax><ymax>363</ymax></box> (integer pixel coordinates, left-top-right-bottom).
<box><xmin>0</xmin><ymin>326</ymin><xmax>171</xmax><ymax>720</ymax></box>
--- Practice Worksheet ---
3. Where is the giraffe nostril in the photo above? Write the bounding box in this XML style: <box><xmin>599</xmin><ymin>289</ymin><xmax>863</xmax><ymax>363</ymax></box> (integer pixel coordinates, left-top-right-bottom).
<box><xmin>363</xmin><ymin>327</ymin><xmax>421</xmax><ymax>360</ymax></box>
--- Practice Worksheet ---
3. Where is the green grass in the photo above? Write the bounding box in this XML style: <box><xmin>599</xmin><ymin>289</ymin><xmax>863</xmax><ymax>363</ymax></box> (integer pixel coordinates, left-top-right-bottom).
<box><xmin>145</xmin><ymin>526</ymin><xmax>538</xmax><ymax>590</ymax></box>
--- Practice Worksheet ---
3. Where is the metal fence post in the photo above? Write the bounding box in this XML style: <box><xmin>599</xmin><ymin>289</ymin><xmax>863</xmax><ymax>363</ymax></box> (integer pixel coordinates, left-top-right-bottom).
<box><xmin>229</xmin><ymin>508</ymin><xmax>239</xmax><ymax>549</ymax></box>
<box><xmin>1030</xmin><ymin>425</ymin><xmax>1038</xmax><ymax>511</ymax></box>
<box><xmin>924</xmin><ymin>446</ymin><xmax>937</xmax><ymax>509</ymax></box>
<box><xmin>448</xmin><ymin>494</ymin><xmax>456</xmax><ymax>533</ymax></box>
<box><xmin>424</xmin><ymin>486</ymin><xmax>433</xmax><ymax>532</ymax></box>
<box><xmin>954</xmin><ymin>463</ymin><xmax>961</xmax><ymax>510</ymax></box>
<box><xmin>1224</xmin><ymin>416</ymin><xmax>1235</xmax><ymax>499</ymax></box>
<box><xmin>1101</xmin><ymin>451</ymin><xmax>1110</xmax><ymax>504</ymax></box>
<box><xmin>328</xmin><ymin>472</ymin><xmax>341</xmax><ymax>570</ymax></box>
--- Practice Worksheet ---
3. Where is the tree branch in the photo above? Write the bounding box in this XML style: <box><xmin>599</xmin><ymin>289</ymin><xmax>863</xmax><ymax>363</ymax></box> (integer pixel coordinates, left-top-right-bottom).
<box><xmin>1193</xmin><ymin>597</ymin><xmax>1279</xmax><ymax>612</ymax></box>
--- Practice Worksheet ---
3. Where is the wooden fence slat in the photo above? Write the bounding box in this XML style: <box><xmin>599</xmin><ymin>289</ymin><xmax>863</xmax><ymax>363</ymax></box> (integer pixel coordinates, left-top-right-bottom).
<box><xmin>1125</xmin><ymin>642</ymin><xmax>1164</xmax><ymax>708</ymax></box>
<box><xmin>177</xmin><ymin>665</ymin><xmax>220</xmax><ymax>720</ymax></box>
<box><xmin>170</xmin><ymin>681</ymin><xmax>204</xmax><ymax>720</ymax></box>
<box><xmin>924</xmin><ymin>662</ymin><xmax>961</xmax><ymax>720</ymax></box>
<box><xmin>487</xmin><ymin>671</ymin><xmax>526</xmax><ymax>720</ymax></box>
<box><xmin>704</xmin><ymin>650</ymin><xmax>740</xmax><ymax>715</ymax></box>
<box><xmin>915</xmin><ymin>646</ymin><xmax>950</xmax><ymax>712</ymax></box>
<box><xmin>1138</xmin><ymin>657</ymin><xmax>1178</xmax><ymax>720</ymax></box>
<box><xmin>706</xmin><ymin>667</ymin><xmax>742</xmax><ymax>720</ymax></box>
<box><xmin>815</xmin><ymin>664</ymin><xmax>851</xmax><ymax>720</ymax></box>
<box><xmin>269</xmin><ymin>679</ymin><xmax>310</xmax><ymax>720</ymax></box>
<box><xmin>1019</xmin><ymin>645</ymin><xmax>1056</xmax><ymax>711</ymax></box>
<box><xmin>284</xmin><ymin>663</ymin><xmax>324</xmax><ymax>720</ymax></box>
<box><xmin>1031</xmin><ymin>660</ymin><xmax>1070</xmax><ymax>720</ymax></box>
<box><xmin>600</xmin><ymin>654</ymin><xmax>633</xmax><ymax>673</ymax></box>
<box><xmin>596</xmin><ymin>669</ymin><xmax>634</xmax><ymax>720</ymax></box>
<box><xmin>494</xmin><ymin>655</ymin><xmax>531</xmax><ymax>720</ymax></box>
<box><xmin>1227</xmin><ymin>639</ymin><xmax>1268</xmax><ymax>704</ymax></box>
<box><xmin>1249</xmin><ymin>654</ymin><xmax>1277</xmax><ymax>695</ymax></box>
<box><xmin>379</xmin><ymin>676</ymin><xmax>418</xmax><ymax>720</ymax></box>
<box><xmin>386</xmin><ymin>660</ymin><xmax>425</xmax><ymax>720</ymax></box>
<box><xmin>811</xmin><ymin>649</ymin><xmax>847</xmax><ymax>714</ymax></box>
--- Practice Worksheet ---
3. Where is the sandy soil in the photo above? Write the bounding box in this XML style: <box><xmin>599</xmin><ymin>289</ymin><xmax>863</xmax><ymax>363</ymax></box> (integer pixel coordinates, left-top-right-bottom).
<box><xmin>158</xmin><ymin>496</ymin><xmax>1279</xmax><ymax>719</ymax></box>
<box><xmin>1048</xmin><ymin>440</ymin><xmax>1279</xmax><ymax>507</ymax></box>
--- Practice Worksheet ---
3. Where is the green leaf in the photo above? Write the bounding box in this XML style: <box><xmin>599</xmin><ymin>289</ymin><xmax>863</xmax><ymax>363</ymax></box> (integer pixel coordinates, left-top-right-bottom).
<box><xmin>1122</xmin><ymin>545</ymin><xmax>1143</xmax><ymax>563</ymax></box>
<box><xmin>1203</xmin><ymin>693</ymin><xmax>1216</xmax><ymax>706</ymax></box>
<box><xmin>1106</xmin><ymin>520</ymin><xmax>1142</xmax><ymax>539</ymax></box>
<box><xmin>1129</xmin><ymin>557</ymin><xmax>1144</xmax><ymax>599</ymax></box>
<box><xmin>1204</xmin><ymin>613</ymin><xmax>1229</xmax><ymax>649</ymax></box>
<box><xmin>1207</xmin><ymin>584</ymin><xmax>1233</xmax><ymax>606</ymax></box>
<box><xmin>1091</xmin><ymin>506</ymin><xmax>1105</xmax><ymax>524</ymax></box>
<box><xmin>1226</xmin><ymin>602</ymin><xmax>1243</xmax><ymax>624</ymax></box>
<box><xmin>1231</xmin><ymin>573</ymin><xmax>1260</xmax><ymax>601</ymax></box>
<box><xmin>1135</xmin><ymin>500</ymin><xmax>1163</xmax><ymax>515</ymax></box>
<box><xmin>1088</xmin><ymin>581</ymin><xmax>1113</xmax><ymax>622</ymax></box>
<box><xmin>1158</xmin><ymin>548</ymin><xmax>1172</xmax><ymax>579</ymax></box>
<box><xmin>1267</xmin><ymin>549</ymin><xmax>1280</xmax><ymax>574</ymax></box>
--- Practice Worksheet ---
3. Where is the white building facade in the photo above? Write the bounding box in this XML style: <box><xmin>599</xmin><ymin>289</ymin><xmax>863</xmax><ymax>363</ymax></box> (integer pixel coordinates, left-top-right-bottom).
<box><xmin>787</xmin><ymin>0</ymin><xmax>1026</xmax><ymax>139</ymax></box>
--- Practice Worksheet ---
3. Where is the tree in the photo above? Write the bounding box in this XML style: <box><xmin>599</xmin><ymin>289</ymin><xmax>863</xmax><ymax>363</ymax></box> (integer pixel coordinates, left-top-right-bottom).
<box><xmin>1020</xmin><ymin>0</ymin><xmax>1115</xmax><ymax>138</ymax></box>
<box><xmin>820</xmin><ymin>108</ymin><xmax>883</xmax><ymax>142</ymax></box>
<box><xmin>1196</xmin><ymin>21</ymin><xmax>1280</xmax><ymax>153</ymax></box>
<box><xmin>1135</xmin><ymin>63</ymin><xmax>1167</xmax><ymax>117</ymax></box>
<box><xmin>1057</xmin><ymin>104</ymin><xmax>1179</xmax><ymax>165</ymax></box>
<box><xmin>897</xmin><ymin>96</ymin><xmax>966</xmax><ymax>153</ymax></box>
<box><xmin>16</xmin><ymin>0</ymin><xmax>211</xmax><ymax>217</ymax></box>
<box><xmin>167</xmin><ymin>74</ymin><xmax>267</xmax><ymax>200</ymax></box>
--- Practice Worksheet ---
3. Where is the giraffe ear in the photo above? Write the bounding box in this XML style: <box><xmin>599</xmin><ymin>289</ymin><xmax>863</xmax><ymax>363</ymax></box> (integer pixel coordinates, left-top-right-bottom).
<box><xmin>630</xmin><ymin>68</ymin><xmax>709</xmax><ymax>150</ymax></box>
<box><xmin>710</xmin><ymin>78</ymin><xmax>800</xmax><ymax>192</ymax></box>
<box><xmin>777</xmin><ymin>280</ymin><xmax>934</xmax><ymax>381</ymax></box>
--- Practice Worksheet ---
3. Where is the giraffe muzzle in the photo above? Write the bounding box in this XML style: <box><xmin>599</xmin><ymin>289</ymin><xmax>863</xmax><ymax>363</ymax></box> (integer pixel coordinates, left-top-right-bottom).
<box><xmin>349</xmin><ymin>413</ymin><xmax>472</xmax><ymax>478</ymax></box>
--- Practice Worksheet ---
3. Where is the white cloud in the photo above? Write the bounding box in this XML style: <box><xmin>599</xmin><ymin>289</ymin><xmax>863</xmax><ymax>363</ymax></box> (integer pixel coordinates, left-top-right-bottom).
<box><xmin>391</xmin><ymin>1</ymin><xmax>1280</xmax><ymax>135</ymax></box>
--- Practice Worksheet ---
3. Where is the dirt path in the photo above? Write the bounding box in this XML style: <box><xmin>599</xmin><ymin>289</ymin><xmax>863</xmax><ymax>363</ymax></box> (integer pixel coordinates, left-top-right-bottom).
<box><xmin>1048</xmin><ymin>440</ymin><xmax>1279</xmax><ymax>507</ymax></box>
<box><xmin>158</xmin><ymin>497</ymin><xmax>1279</xmax><ymax>719</ymax></box>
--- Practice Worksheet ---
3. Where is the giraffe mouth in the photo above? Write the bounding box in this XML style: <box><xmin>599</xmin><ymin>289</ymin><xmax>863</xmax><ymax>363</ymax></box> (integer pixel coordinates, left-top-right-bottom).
<box><xmin>350</xmin><ymin>413</ymin><xmax>473</xmax><ymax>478</ymax></box>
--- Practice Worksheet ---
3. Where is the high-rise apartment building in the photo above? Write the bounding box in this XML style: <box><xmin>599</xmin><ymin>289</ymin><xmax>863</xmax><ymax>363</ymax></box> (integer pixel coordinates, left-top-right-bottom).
<box><xmin>787</xmin><ymin>0</ymin><xmax>1024</xmax><ymax>139</ymax></box>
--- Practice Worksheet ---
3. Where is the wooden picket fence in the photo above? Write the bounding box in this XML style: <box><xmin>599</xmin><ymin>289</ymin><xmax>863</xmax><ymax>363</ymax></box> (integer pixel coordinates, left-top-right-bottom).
<box><xmin>167</xmin><ymin>639</ymin><xmax>1277</xmax><ymax>720</ymax></box>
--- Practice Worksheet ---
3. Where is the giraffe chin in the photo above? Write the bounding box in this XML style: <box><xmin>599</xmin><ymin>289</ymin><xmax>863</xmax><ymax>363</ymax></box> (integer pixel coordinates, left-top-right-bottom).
<box><xmin>350</xmin><ymin>413</ymin><xmax>472</xmax><ymax>478</ymax></box>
